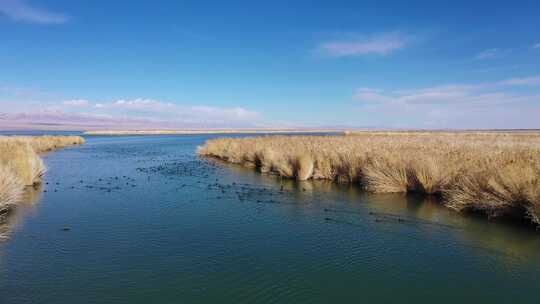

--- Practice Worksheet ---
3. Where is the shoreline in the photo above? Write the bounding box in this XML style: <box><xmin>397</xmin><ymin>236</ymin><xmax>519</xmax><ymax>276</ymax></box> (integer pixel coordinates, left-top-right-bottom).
<box><xmin>198</xmin><ymin>132</ymin><xmax>540</xmax><ymax>227</ymax></box>
<box><xmin>0</xmin><ymin>136</ymin><xmax>85</xmax><ymax>214</ymax></box>
<box><xmin>84</xmin><ymin>129</ymin><xmax>346</xmax><ymax>135</ymax></box>
<box><xmin>84</xmin><ymin>129</ymin><xmax>540</xmax><ymax>136</ymax></box>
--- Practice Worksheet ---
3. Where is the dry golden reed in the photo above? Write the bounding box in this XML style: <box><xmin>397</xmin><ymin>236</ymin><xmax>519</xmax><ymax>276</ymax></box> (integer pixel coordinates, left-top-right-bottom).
<box><xmin>198</xmin><ymin>132</ymin><xmax>540</xmax><ymax>225</ymax></box>
<box><xmin>0</xmin><ymin>136</ymin><xmax>85</xmax><ymax>211</ymax></box>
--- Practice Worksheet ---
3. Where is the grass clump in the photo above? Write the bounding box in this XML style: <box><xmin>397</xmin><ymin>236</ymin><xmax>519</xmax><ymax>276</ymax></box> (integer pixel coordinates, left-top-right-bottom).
<box><xmin>198</xmin><ymin>132</ymin><xmax>540</xmax><ymax>226</ymax></box>
<box><xmin>0</xmin><ymin>166</ymin><xmax>23</xmax><ymax>212</ymax></box>
<box><xmin>0</xmin><ymin>136</ymin><xmax>85</xmax><ymax>212</ymax></box>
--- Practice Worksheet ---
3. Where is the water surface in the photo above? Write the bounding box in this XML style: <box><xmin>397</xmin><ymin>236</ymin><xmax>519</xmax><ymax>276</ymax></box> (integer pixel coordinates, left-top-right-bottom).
<box><xmin>1</xmin><ymin>135</ymin><xmax>539</xmax><ymax>303</ymax></box>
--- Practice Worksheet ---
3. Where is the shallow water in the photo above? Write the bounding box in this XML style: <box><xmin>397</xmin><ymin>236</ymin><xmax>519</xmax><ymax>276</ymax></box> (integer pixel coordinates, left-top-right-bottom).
<box><xmin>1</xmin><ymin>135</ymin><xmax>539</xmax><ymax>303</ymax></box>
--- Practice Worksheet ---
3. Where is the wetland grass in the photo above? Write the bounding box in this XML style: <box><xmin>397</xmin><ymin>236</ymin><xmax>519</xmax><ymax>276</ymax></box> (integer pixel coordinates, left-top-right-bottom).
<box><xmin>0</xmin><ymin>136</ymin><xmax>85</xmax><ymax>212</ymax></box>
<box><xmin>198</xmin><ymin>132</ymin><xmax>540</xmax><ymax>226</ymax></box>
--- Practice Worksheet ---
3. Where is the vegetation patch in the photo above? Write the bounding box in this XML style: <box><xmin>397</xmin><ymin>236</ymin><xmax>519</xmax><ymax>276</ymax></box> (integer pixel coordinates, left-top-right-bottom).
<box><xmin>0</xmin><ymin>136</ymin><xmax>85</xmax><ymax>213</ymax></box>
<box><xmin>198</xmin><ymin>132</ymin><xmax>540</xmax><ymax>226</ymax></box>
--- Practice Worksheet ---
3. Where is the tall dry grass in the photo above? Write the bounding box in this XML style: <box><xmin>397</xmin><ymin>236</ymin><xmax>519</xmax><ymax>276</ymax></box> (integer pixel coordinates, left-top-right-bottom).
<box><xmin>0</xmin><ymin>166</ymin><xmax>23</xmax><ymax>211</ymax></box>
<box><xmin>198</xmin><ymin>132</ymin><xmax>540</xmax><ymax>225</ymax></box>
<box><xmin>2</xmin><ymin>135</ymin><xmax>86</xmax><ymax>153</ymax></box>
<box><xmin>0</xmin><ymin>136</ymin><xmax>85</xmax><ymax>212</ymax></box>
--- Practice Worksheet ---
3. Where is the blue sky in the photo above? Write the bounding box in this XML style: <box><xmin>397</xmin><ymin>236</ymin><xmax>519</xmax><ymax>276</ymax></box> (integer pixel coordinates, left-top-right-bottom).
<box><xmin>1</xmin><ymin>0</ymin><xmax>539</xmax><ymax>129</ymax></box>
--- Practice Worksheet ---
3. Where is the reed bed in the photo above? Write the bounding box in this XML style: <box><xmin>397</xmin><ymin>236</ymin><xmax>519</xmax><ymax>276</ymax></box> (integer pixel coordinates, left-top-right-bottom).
<box><xmin>198</xmin><ymin>132</ymin><xmax>540</xmax><ymax>226</ymax></box>
<box><xmin>0</xmin><ymin>136</ymin><xmax>85</xmax><ymax>212</ymax></box>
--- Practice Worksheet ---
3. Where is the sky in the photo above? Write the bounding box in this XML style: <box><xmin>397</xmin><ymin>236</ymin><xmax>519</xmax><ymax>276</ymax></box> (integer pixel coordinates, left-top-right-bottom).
<box><xmin>1</xmin><ymin>0</ymin><xmax>539</xmax><ymax>130</ymax></box>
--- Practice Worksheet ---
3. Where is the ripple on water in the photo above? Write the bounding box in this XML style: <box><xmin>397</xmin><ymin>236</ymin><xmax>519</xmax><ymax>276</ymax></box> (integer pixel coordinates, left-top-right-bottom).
<box><xmin>1</xmin><ymin>135</ymin><xmax>540</xmax><ymax>304</ymax></box>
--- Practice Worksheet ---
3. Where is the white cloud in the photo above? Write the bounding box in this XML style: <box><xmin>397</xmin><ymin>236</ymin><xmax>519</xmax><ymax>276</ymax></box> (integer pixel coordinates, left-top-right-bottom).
<box><xmin>317</xmin><ymin>32</ymin><xmax>408</xmax><ymax>57</ymax></box>
<box><xmin>0</xmin><ymin>97</ymin><xmax>268</xmax><ymax>130</ymax></box>
<box><xmin>533</xmin><ymin>42</ymin><xmax>540</xmax><ymax>49</ymax></box>
<box><xmin>354</xmin><ymin>87</ymin><xmax>394</xmax><ymax>103</ymax></box>
<box><xmin>0</xmin><ymin>110</ymin><xmax>161</xmax><ymax>131</ymax></box>
<box><xmin>355</xmin><ymin>76</ymin><xmax>540</xmax><ymax>106</ymax></box>
<box><xmin>93</xmin><ymin>98</ymin><xmax>175</xmax><ymax>111</ymax></box>
<box><xmin>353</xmin><ymin>76</ymin><xmax>540</xmax><ymax>129</ymax></box>
<box><xmin>474</xmin><ymin>48</ymin><xmax>511</xmax><ymax>60</ymax></box>
<box><xmin>87</xmin><ymin>98</ymin><xmax>261</xmax><ymax>123</ymax></box>
<box><xmin>0</xmin><ymin>0</ymin><xmax>68</xmax><ymax>24</ymax></box>
<box><xmin>63</xmin><ymin>99</ymin><xmax>89</xmax><ymax>107</ymax></box>
<box><xmin>499</xmin><ymin>76</ymin><xmax>540</xmax><ymax>86</ymax></box>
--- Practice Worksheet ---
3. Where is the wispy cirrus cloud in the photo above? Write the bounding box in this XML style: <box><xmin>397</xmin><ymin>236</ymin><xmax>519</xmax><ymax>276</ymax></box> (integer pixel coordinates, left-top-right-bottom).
<box><xmin>498</xmin><ymin>76</ymin><xmax>540</xmax><ymax>86</ymax></box>
<box><xmin>0</xmin><ymin>0</ymin><xmax>68</xmax><ymax>24</ymax></box>
<box><xmin>533</xmin><ymin>42</ymin><xmax>540</xmax><ymax>49</ymax></box>
<box><xmin>353</xmin><ymin>76</ymin><xmax>540</xmax><ymax>129</ymax></box>
<box><xmin>355</xmin><ymin>75</ymin><xmax>540</xmax><ymax>106</ymax></box>
<box><xmin>474</xmin><ymin>48</ymin><xmax>511</xmax><ymax>60</ymax></box>
<box><xmin>316</xmin><ymin>32</ymin><xmax>409</xmax><ymax>57</ymax></box>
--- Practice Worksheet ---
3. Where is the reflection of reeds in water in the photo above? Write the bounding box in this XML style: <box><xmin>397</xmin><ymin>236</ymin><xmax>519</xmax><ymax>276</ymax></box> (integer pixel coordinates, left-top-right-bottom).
<box><xmin>0</xmin><ymin>136</ymin><xmax>85</xmax><ymax>213</ymax></box>
<box><xmin>328</xmin><ymin>193</ymin><xmax>540</xmax><ymax>261</ymax></box>
<box><xmin>0</xmin><ymin>184</ymin><xmax>43</xmax><ymax>240</ymax></box>
<box><xmin>0</xmin><ymin>166</ymin><xmax>23</xmax><ymax>211</ymax></box>
<box><xmin>199</xmin><ymin>132</ymin><xmax>540</xmax><ymax>226</ymax></box>
<box><xmin>461</xmin><ymin>221</ymin><xmax>540</xmax><ymax>260</ymax></box>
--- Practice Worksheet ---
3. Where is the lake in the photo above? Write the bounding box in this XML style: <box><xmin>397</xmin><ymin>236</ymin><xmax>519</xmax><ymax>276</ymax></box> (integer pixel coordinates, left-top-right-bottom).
<box><xmin>1</xmin><ymin>134</ymin><xmax>539</xmax><ymax>303</ymax></box>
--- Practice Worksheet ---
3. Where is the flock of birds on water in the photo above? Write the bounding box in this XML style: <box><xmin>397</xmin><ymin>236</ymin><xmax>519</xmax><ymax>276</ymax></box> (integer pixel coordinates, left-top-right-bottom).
<box><xmin>1</xmin><ymin>142</ymin><xmax>528</xmax><ymax>260</ymax></box>
<box><xmin>34</xmin><ymin>145</ymin><xmax>464</xmax><ymax>234</ymax></box>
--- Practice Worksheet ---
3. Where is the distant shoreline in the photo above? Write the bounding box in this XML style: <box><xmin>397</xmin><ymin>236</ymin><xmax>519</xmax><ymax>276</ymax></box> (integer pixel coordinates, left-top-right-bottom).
<box><xmin>83</xmin><ymin>129</ymin><xmax>540</xmax><ymax>136</ymax></box>
<box><xmin>84</xmin><ymin>129</ymin><xmax>347</xmax><ymax>135</ymax></box>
